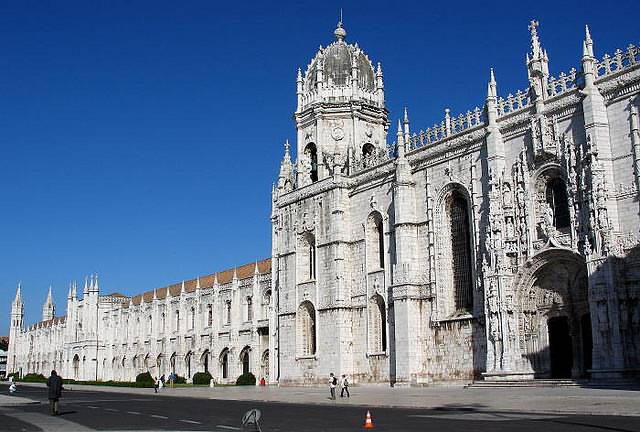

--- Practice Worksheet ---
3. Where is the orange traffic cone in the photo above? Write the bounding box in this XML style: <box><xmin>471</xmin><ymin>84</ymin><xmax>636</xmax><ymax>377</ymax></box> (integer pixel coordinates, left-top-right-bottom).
<box><xmin>364</xmin><ymin>410</ymin><xmax>374</xmax><ymax>429</ymax></box>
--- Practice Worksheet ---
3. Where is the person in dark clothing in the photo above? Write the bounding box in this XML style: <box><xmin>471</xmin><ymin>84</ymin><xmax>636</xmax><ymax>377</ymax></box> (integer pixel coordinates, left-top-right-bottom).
<box><xmin>46</xmin><ymin>370</ymin><xmax>64</xmax><ymax>416</ymax></box>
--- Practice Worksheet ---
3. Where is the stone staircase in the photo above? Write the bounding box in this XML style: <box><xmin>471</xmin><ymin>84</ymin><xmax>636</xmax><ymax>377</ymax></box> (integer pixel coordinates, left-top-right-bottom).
<box><xmin>467</xmin><ymin>378</ymin><xmax>640</xmax><ymax>389</ymax></box>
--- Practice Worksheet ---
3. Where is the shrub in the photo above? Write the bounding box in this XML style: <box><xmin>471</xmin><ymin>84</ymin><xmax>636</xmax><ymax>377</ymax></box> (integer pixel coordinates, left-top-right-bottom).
<box><xmin>236</xmin><ymin>372</ymin><xmax>256</xmax><ymax>386</ymax></box>
<box><xmin>7</xmin><ymin>372</ymin><xmax>20</xmax><ymax>381</ymax></box>
<box><xmin>173</xmin><ymin>375</ymin><xmax>186</xmax><ymax>384</ymax></box>
<box><xmin>20</xmin><ymin>373</ymin><xmax>47</xmax><ymax>383</ymax></box>
<box><xmin>135</xmin><ymin>372</ymin><xmax>155</xmax><ymax>387</ymax></box>
<box><xmin>192</xmin><ymin>371</ymin><xmax>212</xmax><ymax>385</ymax></box>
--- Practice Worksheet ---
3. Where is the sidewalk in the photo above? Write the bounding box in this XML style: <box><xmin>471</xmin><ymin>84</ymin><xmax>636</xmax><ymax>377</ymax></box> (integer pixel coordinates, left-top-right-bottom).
<box><xmin>8</xmin><ymin>381</ymin><xmax>640</xmax><ymax>417</ymax></box>
<box><xmin>0</xmin><ymin>393</ymin><xmax>40</xmax><ymax>407</ymax></box>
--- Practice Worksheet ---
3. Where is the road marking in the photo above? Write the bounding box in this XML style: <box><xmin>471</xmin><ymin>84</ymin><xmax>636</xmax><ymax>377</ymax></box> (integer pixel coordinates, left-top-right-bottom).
<box><xmin>216</xmin><ymin>426</ymin><xmax>242</xmax><ymax>431</ymax></box>
<box><xmin>104</xmin><ymin>408</ymin><xmax>119</xmax><ymax>412</ymax></box>
<box><xmin>408</xmin><ymin>413</ymin><xmax>562</xmax><ymax>422</ymax></box>
<box><xmin>150</xmin><ymin>414</ymin><xmax>169</xmax><ymax>419</ymax></box>
<box><xmin>127</xmin><ymin>411</ymin><xmax>141</xmax><ymax>415</ymax></box>
<box><xmin>87</xmin><ymin>405</ymin><xmax>99</xmax><ymax>409</ymax></box>
<box><xmin>180</xmin><ymin>419</ymin><xmax>202</xmax><ymax>424</ymax></box>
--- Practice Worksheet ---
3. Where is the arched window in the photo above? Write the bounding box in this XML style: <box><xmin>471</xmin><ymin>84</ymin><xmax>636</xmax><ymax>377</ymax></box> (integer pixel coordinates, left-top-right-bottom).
<box><xmin>447</xmin><ymin>191</ymin><xmax>474</xmax><ymax>312</ymax></box>
<box><xmin>297</xmin><ymin>301</ymin><xmax>316</xmax><ymax>356</ymax></box>
<box><xmin>175</xmin><ymin>310</ymin><xmax>180</xmax><ymax>332</ymax></box>
<box><xmin>220</xmin><ymin>348</ymin><xmax>229</xmax><ymax>379</ymax></box>
<box><xmin>366</xmin><ymin>212</ymin><xmax>385</xmax><ymax>270</ymax></box>
<box><xmin>299</xmin><ymin>233</ymin><xmax>316</xmax><ymax>280</ymax></box>
<box><xmin>190</xmin><ymin>307</ymin><xmax>195</xmax><ymax>330</ymax></box>
<box><xmin>161</xmin><ymin>312</ymin><xmax>166</xmax><ymax>333</ymax></box>
<box><xmin>246</xmin><ymin>297</ymin><xmax>253</xmax><ymax>322</ymax></box>
<box><xmin>262</xmin><ymin>290</ymin><xmax>271</xmax><ymax>319</ymax></box>
<box><xmin>148</xmin><ymin>315</ymin><xmax>153</xmax><ymax>336</ymax></box>
<box><xmin>240</xmin><ymin>346</ymin><xmax>250</xmax><ymax>375</ymax></box>
<box><xmin>305</xmin><ymin>143</ymin><xmax>318</xmax><ymax>182</ymax></box>
<box><xmin>546</xmin><ymin>178</ymin><xmax>570</xmax><ymax>229</ymax></box>
<box><xmin>225</xmin><ymin>300</ymin><xmax>232</xmax><ymax>325</ymax></box>
<box><xmin>184</xmin><ymin>351</ymin><xmax>192</xmax><ymax>378</ymax></box>
<box><xmin>369</xmin><ymin>294</ymin><xmax>387</xmax><ymax>353</ymax></box>
<box><xmin>170</xmin><ymin>353</ymin><xmax>176</xmax><ymax>373</ymax></box>
<box><xmin>201</xmin><ymin>350</ymin><xmax>209</xmax><ymax>374</ymax></box>
<box><xmin>207</xmin><ymin>305</ymin><xmax>213</xmax><ymax>327</ymax></box>
<box><xmin>362</xmin><ymin>143</ymin><xmax>374</xmax><ymax>158</ymax></box>
<box><xmin>261</xmin><ymin>349</ymin><xmax>270</xmax><ymax>381</ymax></box>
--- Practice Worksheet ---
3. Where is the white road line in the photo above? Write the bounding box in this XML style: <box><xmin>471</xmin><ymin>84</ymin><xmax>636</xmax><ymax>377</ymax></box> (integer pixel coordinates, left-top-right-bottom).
<box><xmin>104</xmin><ymin>408</ymin><xmax>119</xmax><ymax>412</ymax></box>
<box><xmin>216</xmin><ymin>426</ymin><xmax>242</xmax><ymax>431</ymax></box>
<box><xmin>86</xmin><ymin>405</ymin><xmax>99</xmax><ymax>409</ymax></box>
<box><xmin>126</xmin><ymin>411</ymin><xmax>141</xmax><ymax>415</ymax></box>
<box><xmin>180</xmin><ymin>419</ymin><xmax>202</xmax><ymax>424</ymax></box>
<box><xmin>150</xmin><ymin>414</ymin><xmax>168</xmax><ymax>419</ymax></box>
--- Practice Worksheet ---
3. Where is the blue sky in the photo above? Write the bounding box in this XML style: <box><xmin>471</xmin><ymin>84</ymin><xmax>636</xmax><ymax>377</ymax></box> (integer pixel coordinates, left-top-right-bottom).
<box><xmin>1</xmin><ymin>0</ymin><xmax>638</xmax><ymax>335</ymax></box>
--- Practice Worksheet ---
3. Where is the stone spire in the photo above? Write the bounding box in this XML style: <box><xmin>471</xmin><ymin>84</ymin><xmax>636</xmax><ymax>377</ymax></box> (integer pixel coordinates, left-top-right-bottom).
<box><xmin>403</xmin><ymin>108</ymin><xmax>411</xmax><ymax>143</ymax></box>
<box><xmin>13</xmin><ymin>282</ymin><xmax>23</xmax><ymax>308</ymax></box>
<box><xmin>42</xmin><ymin>285</ymin><xmax>55</xmax><ymax>321</ymax></box>
<box><xmin>91</xmin><ymin>274</ymin><xmax>99</xmax><ymax>293</ymax></box>
<box><xmin>582</xmin><ymin>25</ymin><xmax>597</xmax><ymax>87</ymax></box>
<box><xmin>296</xmin><ymin>68</ymin><xmax>303</xmax><ymax>111</ymax></box>
<box><xmin>527</xmin><ymin>20</ymin><xmax>549</xmax><ymax>106</ymax></box>
<box><xmin>278</xmin><ymin>139</ymin><xmax>293</xmax><ymax>191</ymax></box>
<box><xmin>83</xmin><ymin>275</ymin><xmax>89</xmax><ymax>296</ymax></box>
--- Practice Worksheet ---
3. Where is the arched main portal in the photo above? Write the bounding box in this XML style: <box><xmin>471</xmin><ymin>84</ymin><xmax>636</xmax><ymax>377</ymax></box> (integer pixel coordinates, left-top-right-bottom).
<box><xmin>513</xmin><ymin>249</ymin><xmax>592</xmax><ymax>378</ymax></box>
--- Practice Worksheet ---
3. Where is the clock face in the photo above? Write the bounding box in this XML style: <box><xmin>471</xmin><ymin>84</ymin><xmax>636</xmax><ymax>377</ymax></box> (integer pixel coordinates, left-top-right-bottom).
<box><xmin>331</xmin><ymin>127</ymin><xmax>345</xmax><ymax>141</ymax></box>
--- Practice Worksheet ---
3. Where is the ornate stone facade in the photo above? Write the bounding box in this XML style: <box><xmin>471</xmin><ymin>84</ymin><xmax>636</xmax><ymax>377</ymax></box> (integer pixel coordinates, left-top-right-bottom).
<box><xmin>8</xmin><ymin>20</ymin><xmax>640</xmax><ymax>385</ymax></box>
<box><xmin>270</xmin><ymin>20</ymin><xmax>640</xmax><ymax>384</ymax></box>
<box><xmin>8</xmin><ymin>261</ymin><xmax>273</xmax><ymax>384</ymax></box>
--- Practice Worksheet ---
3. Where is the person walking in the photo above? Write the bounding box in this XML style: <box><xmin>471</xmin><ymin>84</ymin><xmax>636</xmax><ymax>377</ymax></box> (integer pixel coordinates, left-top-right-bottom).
<box><xmin>340</xmin><ymin>374</ymin><xmax>350</xmax><ymax>398</ymax></box>
<box><xmin>328</xmin><ymin>373</ymin><xmax>337</xmax><ymax>400</ymax></box>
<box><xmin>9</xmin><ymin>382</ymin><xmax>17</xmax><ymax>394</ymax></box>
<box><xmin>154</xmin><ymin>376</ymin><xmax>160</xmax><ymax>393</ymax></box>
<box><xmin>46</xmin><ymin>370</ymin><xmax>64</xmax><ymax>416</ymax></box>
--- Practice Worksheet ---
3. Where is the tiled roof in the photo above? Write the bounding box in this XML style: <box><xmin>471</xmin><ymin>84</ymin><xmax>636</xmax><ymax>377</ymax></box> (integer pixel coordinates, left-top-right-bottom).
<box><xmin>120</xmin><ymin>258</ymin><xmax>271</xmax><ymax>307</ymax></box>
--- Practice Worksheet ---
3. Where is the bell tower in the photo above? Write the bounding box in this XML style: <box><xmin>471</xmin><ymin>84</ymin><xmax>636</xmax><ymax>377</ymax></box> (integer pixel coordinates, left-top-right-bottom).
<box><xmin>294</xmin><ymin>19</ymin><xmax>388</xmax><ymax>186</ymax></box>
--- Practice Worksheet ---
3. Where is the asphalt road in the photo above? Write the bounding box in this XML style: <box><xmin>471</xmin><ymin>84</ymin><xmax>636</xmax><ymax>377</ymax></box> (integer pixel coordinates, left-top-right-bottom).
<box><xmin>1</xmin><ymin>383</ymin><xmax>640</xmax><ymax>432</ymax></box>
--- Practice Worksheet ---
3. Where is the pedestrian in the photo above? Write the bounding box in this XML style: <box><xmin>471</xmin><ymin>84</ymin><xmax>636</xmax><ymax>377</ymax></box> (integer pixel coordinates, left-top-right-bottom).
<box><xmin>340</xmin><ymin>374</ymin><xmax>350</xmax><ymax>398</ymax></box>
<box><xmin>154</xmin><ymin>376</ymin><xmax>159</xmax><ymax>393</ymax></box>
<box><xmin>9</xmin><ymin>382</ymin><xmax>17</xmax><ymax>394</ymax></box>
<box><xmin>46</xmin><ymin>370</ymin><xmax>64</xmax><ymax>416</ymax></box>
<box><xmin>160</xmin><ymin>374</ymin><xmax>165</xmax><ymax>386</ymax></box>
<box><xmin>328</xmin><ymin>373</ymin><xmax>337</xmax><ymax>400</ymax></box>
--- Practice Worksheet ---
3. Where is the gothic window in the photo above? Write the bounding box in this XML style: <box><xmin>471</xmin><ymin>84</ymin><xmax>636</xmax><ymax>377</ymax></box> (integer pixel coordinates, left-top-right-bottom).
<box><xmin>207</xmin><ymin>305</ymin><xmax>213</xmax><ymax>327</ymax></box>
<box><xmin>299</xmin><ymin>232</ymin><xmax>316</xmax><ymax>280</ymax></box>
<box><xmin>445</xmin><ymin>190</ymin><xmax>474</xmax><ymax>313</ymax></box>
<box><xmin>297</xmin><ymin>301</ymin><xmax>316</xmax><ymax>356</ymax></box>
<box><xmin>240</xmin><ymin>346</ymin><xmax>250</xmax><ymax>375</ymax></box>
<box><xmin>246</xmin><ymin>297</ymin><xmax>253</xmax><ymax>322</ymax></box>
<box><xmin>220</xmin><ymin>348</ymin><xmax>229</xmax><ymax>379</ymax></box>
<box><xmin>185</xmin><ymin>351</ymin><xmax>192</xmax><ymax>378</ymax></box>
<box><xmin>175</xmin><ymin>310</ymin><xmax>180</xmax><ymax>332</ymax></box>
<box><xmin>362</xmin><ymin>143</ymin><xmax>374</xmax><ymax>158</ymax></box>
<box><xmin>161</xmin><ymin>312</ymin><xmax>166</xmax><ymax>333</ymax></box>
<box><xmin>366</xmin><ymin>212</ymin><xmax>385</xmax><ymax>271</ymax></box>
<box><xmin>202</xmin><ymin>350</ymin><xmax>209</xmax><ymax>374</ymax></box>
<box><xmin>225</xmin><ymin>300</ymin><xmax>232</xmax><ymax>325</ymax></box>
<box><xmin>369</xmin><ymin>294</ymin><xmax>387</xmax><ymax>353</ymax></box>
<box><xmin>148</xmin><ymin>315</ymin><xmax>152</xmax><ymax>335</ymax></box>
<box><xmin>546</xmin><ymin>178</ymin><xmax>570</xmax><ymax>229</ymax></box>
<box><xmin>190</xmin><ymin>307</ymin><xmax>195</xmax><ymax>330</ymax></box>
<box><xmin>170</xmin><ymin>353</ymin><xmax>176</xmax><ymax>373</ymax></box>
<box><xmin>262</xmin><ymin>290</ymin><xmax>271</xmax><ymax>319</ymax></box>
<box><xmin>305</xmin><ymin>143</ymin><xmax>318</xmax><ymax>182</ymax></box>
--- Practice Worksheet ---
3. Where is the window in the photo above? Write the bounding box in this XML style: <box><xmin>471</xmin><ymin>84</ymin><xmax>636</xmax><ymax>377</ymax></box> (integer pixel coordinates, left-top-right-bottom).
<box><xmin>246</xmin><ymin>297</ymin><xmax>253</xmax><ymax>322</ymax></box>
<box><xmin>190</xmin><ymin>307</ymin><xmax>195</xmax><ymax>330</ymax></box>
<box><xmin>448</xmin><ymin>191</ymin><xmax>473</xmax><ymax>312</ymax></box>
<box><xmin>148</xmin><ymin>315</ymin><xmax>153</xmax><ymax>336</ymax></box>
<box><xmin>366</xmin><ymin>212</ymin><xmax>385</xmax><ymax>271</ymax></box>
<box><xmin>161</xmin><ymin>313</ymin><xmax>166</xmax><ymax>333</ymax></box>
<box><xmin>546</xmin><ymin>178</ymin><xmax>570</xmax><ymax>229</ymax></box>
<box><xmin>225</xmin><ymin>301</ymin><xmax>232</xmax><ymax>325</ymax></box>
<box><xmin>240</xmin><ymin>347</ymin><xmax>250</xmax><ymax>375</ymax></box>
<box><xmin>175</xmin><ymin>310</ymin><xmax>180</xmax><ymax>332</ymax></box>
<box><xmin>362</xmin><ymin>143</ymin><xmax>374</xmax><ymax>158</ymax></box>
<box><xmin>262</xmin><ymin>290</ymin><xmax>271</xmax><ymax>319</ymax></box>
<box><xmin>369</xmin><ymin>295</ymin><xmax>387</xmax><ymax>353</ymax></box>
<box><xmin>299</xmin><ymin>233</ymin><xmax>316</xmax><ymax>280</ymax></box>
<box><xmin>207</xmin><ymin>305</ymin><xmax>213</xmax><ymax>327</ymax></box>
<box><xmin>297</xmin><ymin>301</ymin><xmax>316</xmax><ymax>356</ymax></box>
<box><xmin>305</xmin><ymin>143</ymin><xmax>318</xmax><ymax>182</ymax></box>
<box><xmin>220</xmin><ymin>348</ymin><xmax>229</xmax><ymax>379</ymax></box>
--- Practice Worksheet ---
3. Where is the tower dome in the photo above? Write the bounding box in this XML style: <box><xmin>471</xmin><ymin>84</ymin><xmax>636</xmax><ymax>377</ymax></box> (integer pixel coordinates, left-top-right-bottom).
<box><xmin>297</xmin><ymin>20</ymin><xmax>384</xmax><ymax>112</ymax></box>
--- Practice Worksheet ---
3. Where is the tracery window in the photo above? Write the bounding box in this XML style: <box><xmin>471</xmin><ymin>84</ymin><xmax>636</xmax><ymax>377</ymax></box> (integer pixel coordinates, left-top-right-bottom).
<box><xmin>368</xmin><ymin>294</ymin><xmax>387</xmax><ymax>353</ymax></box>
<box><xmin>190</xmin><ymin>307</ymin><xmax>195</xmax><ymax>330</ymax></box>
<box><xmin>246</xmin><ymin>297</ymin><xmax>253</xmax><ymax>322</ymax></box>
<box><xmin>207</xmin><ymin>305</ymin><xmax>213</xmax><ymax>327</ymax></box>
<box><xmin>175</xmin><ymin>310</ymin><xmax>180</xmax><ymax>332</ymax></box>
<box><xmin>546</xmin><ymin>178</ymin><xmax>570</xmax><ymax>229</ymax></box>
<box><xmin>366</xmin><ymin>212</ymin><xmax>385</xmax><ymax>271</ymax></box>
<box><xmin>362</xmin><ymin>143</ymin><xmax>374</xmax><ymax>158</ymax></box>
<box><xmin>443</xmin><ymin>190</ymin><xmax>474</xmax><ymax>313</ymax></box>
<box><xmin>262</xmin><ymin>290</ymin><xmax>271</xmax><ymax>319</ymax></box>
<box><xmin>305</xmin><ymin>143</ymin><xmax>318</xmax><ymax>182</ymax></box>
<box><xmin>297</xmin><ymin>301</ymin><xmax>316</xmax><ymax>356</ymax></box>
<box><xmin>225</xmin><ymin>300</ymin><xmax>232</xmax><ymax>325</ymax></box>
<box><xmin>298</xmin><ymin>233</ymin><xmax>316</xmax><ymax>280</ymax></box>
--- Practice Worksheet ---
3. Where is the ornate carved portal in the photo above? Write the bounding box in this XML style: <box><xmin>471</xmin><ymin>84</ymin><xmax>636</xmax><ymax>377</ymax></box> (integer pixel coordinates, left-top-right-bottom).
<box><xmin>514</xmin><ymin>251</ymin><xmax>591</xmax><ymax>378</ymax></box>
